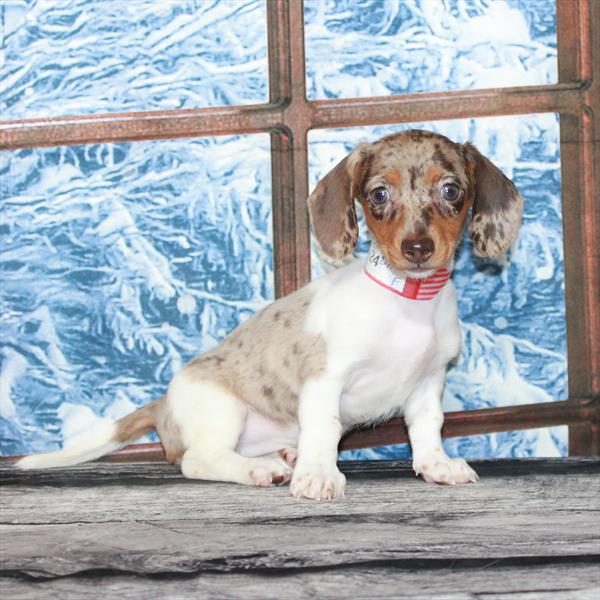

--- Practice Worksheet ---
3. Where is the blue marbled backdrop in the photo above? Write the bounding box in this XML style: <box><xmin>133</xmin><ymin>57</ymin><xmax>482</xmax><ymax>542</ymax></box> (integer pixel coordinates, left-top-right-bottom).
<box><xmin>0</xmin><ymin>0</ymin><xmax>566</xmax><ymax>458</ymax></box>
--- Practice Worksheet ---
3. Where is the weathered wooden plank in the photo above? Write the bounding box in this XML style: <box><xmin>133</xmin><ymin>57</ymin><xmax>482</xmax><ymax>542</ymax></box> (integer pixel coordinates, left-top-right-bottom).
<box><xmin>2</xmin><ymin>512</ymin><xmax>597</xmax><ymax>578</ymax></box>
<box><xmin>0</xmin><ymin>563</ymin><xmax>598</xmax><ymax>600</ymax></box>
<box><xmin>1</xmin><ymin>459</ymin><xmax>598</xmax><ymax>524</ymax></box>
<box><xmin>2</xmin><ymin>457</ymin><xmax>599</xmax><ymax>487</ymax></box>
<box><xmin>2</xmin><ymin>468</ymin><xmax>599</xmax><ymax>527</ymax></box>
<box><xmin>1</xmin><ymin>460</ymin><xmax>598</xmax><ymax>581</ymax></box>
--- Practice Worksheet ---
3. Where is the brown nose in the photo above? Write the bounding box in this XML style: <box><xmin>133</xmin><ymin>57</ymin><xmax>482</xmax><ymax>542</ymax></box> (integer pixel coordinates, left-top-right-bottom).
<box><xmin>401</xmin><ymin>238</ymin><xmax>435</xmax><ymax>264</ymax></box>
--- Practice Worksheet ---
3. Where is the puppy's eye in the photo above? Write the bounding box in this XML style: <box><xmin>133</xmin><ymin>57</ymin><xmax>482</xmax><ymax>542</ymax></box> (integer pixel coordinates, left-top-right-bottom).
<box><xmin>370</xmin><ymin>187</ymin><xmax>390</xmax><ymax>205</ymax></box>
<box><xmin>441</xmin><ymin>183</ymin><xmax>460</xmax><ymax>201</ymax></box>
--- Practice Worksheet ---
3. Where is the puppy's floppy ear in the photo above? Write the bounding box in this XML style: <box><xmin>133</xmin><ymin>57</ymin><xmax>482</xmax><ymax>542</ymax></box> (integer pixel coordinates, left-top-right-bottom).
<box><xmin>463</xmin><ymin>142</ymin><xmax>524</xmax><ymax>258</ymax></box>
<box><xmin>308</xmin><ymin>143</ymin><xmax>371</xmax><ymax>260</ymax></box>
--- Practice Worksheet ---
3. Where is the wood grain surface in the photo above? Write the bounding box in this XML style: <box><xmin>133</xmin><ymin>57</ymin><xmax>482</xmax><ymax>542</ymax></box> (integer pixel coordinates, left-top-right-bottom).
<box><xmin>1</xmin><ymin>459</ymin><xmax>599</xmax><ymax>599</ymax></box>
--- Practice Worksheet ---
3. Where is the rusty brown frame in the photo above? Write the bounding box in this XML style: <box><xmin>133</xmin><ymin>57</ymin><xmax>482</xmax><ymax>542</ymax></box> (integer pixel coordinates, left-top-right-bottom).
<box><xmin>1</xmin><ymin>0</ymin><xmax>598</xmax><ymax>460</ymax></box>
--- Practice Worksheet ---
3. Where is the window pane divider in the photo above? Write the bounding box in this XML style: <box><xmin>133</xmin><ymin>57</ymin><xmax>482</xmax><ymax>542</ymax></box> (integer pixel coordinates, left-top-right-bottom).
<box><xmin>0</xmin><ymin>82</ymin><xmax>587</xmax><ymax>151</ymax></box>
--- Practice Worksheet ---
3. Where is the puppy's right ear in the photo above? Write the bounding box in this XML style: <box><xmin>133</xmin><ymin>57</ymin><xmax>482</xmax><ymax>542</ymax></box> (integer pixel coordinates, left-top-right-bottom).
<box><xmin>308</xmin><ymin>143</ymin><xmax>371</xmax><ymax>261</ymax></box>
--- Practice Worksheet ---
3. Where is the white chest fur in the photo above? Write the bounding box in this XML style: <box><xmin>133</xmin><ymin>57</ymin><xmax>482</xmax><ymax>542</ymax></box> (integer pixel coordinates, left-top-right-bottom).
<box><xmin>305</xmin><ymin>260</ymin><xmax>461</xmax><ymax>429</ymax></box>
<box><xmin>236</xmin><ymin>257</ymin><xmax>462</xmax><ymax>458</ymax></box>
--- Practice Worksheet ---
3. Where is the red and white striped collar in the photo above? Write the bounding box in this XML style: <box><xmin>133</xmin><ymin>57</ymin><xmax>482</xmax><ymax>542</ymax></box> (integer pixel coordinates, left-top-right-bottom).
<box><xmin>364</xmin><ymin>244</ymin><xmax>452</xmax><ymax>301</ymax></box>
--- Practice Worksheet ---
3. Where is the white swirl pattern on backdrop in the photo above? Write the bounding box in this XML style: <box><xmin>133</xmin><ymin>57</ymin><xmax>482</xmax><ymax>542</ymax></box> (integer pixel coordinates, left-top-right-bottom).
<box><xmin>0</xmin><ymin>0</ymin><xmax>566</xmax><ymax>458</ymax></box>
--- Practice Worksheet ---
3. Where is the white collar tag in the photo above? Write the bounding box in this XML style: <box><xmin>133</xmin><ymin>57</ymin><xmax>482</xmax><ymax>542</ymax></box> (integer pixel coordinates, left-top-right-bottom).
<box><xmin>364</xmin><ymin>244</ymin><xmax>451</xmax><ymax>301</ymax></box>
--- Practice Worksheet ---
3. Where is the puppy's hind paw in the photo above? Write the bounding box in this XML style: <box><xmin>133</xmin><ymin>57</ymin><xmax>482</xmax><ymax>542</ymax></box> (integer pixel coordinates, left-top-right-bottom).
<box><xmin>278</xmin><ymin>447</ymin><xmax>298</xmax><ymax>467</ymax></box>
<box><xmin>249</xmin><ymin>458</ymin><xmax>293</xmax><ymax>488</ymax></box>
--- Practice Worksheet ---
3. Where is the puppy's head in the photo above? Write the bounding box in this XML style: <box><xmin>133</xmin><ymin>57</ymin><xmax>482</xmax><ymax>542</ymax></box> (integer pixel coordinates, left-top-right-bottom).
<box><xmin>308</xmin><ymin>130</ymin><xmax>523</xmax><ymax>274</ymax></box>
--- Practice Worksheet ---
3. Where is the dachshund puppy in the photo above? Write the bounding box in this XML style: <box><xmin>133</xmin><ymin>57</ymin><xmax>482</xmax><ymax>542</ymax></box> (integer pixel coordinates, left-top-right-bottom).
<box><xmin>17</xmin><ymin>130</ymin><xmax>523</xmax><ymax>500</ymax></box>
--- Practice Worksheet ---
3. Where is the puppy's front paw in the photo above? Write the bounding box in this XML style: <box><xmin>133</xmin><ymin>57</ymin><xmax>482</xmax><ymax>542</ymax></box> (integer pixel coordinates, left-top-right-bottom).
<box><xmin>290</xmin><ymin>464</ymin><xmax>346</xmax><ymax>500</ymax></box>
<box><xmin>413</xmin><ymin>453</ymin><xmax>478</xmax><ymax>485</ymax></box>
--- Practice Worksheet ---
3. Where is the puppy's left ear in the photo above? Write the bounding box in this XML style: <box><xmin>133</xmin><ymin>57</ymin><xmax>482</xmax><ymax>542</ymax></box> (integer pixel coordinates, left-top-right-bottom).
<box><xmin>463</xmin><ymin>142</ymin><xmax>524</xmax><ymax>257</ymax></box>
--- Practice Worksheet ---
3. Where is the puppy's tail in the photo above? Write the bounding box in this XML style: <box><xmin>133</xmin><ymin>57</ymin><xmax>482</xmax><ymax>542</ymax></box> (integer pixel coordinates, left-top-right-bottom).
<box><xmin>15</xmin><ymin>399</ymin><xmax>162</xmax><ymax>470</ymax></box>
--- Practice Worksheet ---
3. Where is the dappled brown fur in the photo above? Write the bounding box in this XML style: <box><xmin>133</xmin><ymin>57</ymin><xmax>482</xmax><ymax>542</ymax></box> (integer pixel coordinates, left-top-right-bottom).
<box><xmin>310</xmin><ymin>130</ymin><xmax>523</xmax><ymax>269</ymax></box>
<box><xmin>463</xmin><ymin>142</ymin><xmax>524</xmax><ymax>256</ymax></box>
<box><xmin>183</xmin><ymin>285</ymin><xmax>326</xmax><ymax>424</ymax></box>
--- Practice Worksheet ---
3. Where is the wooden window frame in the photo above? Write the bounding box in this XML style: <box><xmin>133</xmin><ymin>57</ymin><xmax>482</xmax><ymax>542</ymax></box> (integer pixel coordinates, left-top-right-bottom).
<box><xmin>1</xmin><ymin>0</ymin><xmax>598</xmax><ymax>458</ymax></box>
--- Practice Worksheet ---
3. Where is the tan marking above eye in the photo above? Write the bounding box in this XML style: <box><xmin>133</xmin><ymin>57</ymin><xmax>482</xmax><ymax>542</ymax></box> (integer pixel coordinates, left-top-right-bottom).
<box><xmin>385</xmin><ymin>168</ymin><xmax>402</xmax><ymax>187</ymax></box>
<box><xmin>424</xmin><ymin>165</ymin><xmax>446</xmax><ymax>187</ymax></box>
